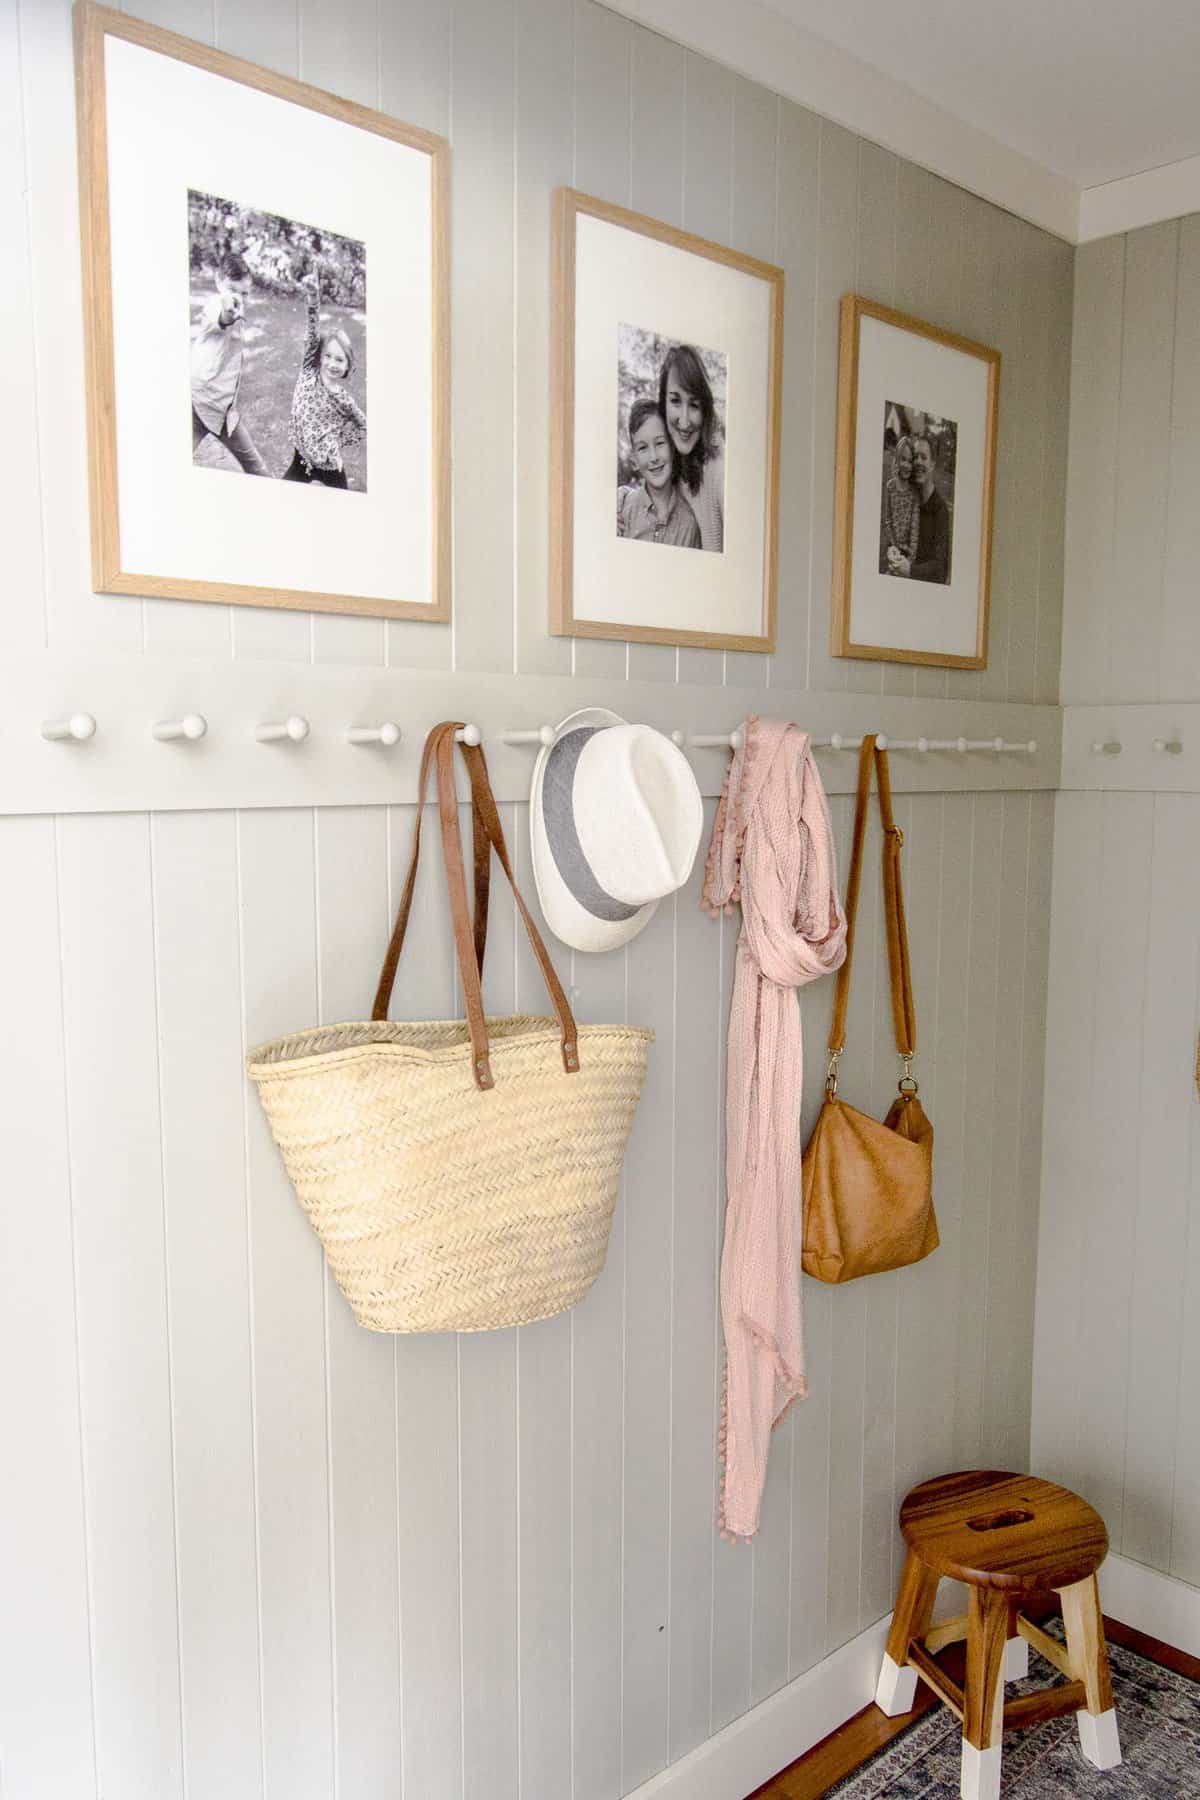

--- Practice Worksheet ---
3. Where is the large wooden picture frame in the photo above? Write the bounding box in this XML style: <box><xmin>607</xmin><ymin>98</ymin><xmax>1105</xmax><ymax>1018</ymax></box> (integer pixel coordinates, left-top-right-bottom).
<box><xmin>833</xmin><ymin>294</ymin><xmax>999</xmax><ymax>669</ymax></box>
<box><xmin>74</xmin><ymin>2</ymin><xmax>450</xmax><ymax>621</ymax></box>
<box><xmin>551</xmin><ymin>188</ymin><xmax>784</xmax><ymax>654</ymax></box>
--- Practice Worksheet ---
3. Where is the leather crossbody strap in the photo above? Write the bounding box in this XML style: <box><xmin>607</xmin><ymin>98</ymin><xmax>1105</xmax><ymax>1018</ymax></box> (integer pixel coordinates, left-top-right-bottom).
<box><xmin>372</xmin><ymin>723</ymin><xmax>579</xmax><ymax>1091</ymax></box>
<box><xmin>826</xmin><ymin>735</ymin><xmax>916</xmax><ymax>1061</ymax></box>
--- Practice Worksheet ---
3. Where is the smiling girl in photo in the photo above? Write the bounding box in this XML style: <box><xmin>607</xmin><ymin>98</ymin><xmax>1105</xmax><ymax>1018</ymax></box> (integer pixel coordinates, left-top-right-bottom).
<box><xmin>617</xmin><ymin>398</ymin><xmax>701</xmax><ymax>548</ymax></box>
<box><xmin>658</xmin><ymin>343</ymin><xmax>724</xmax><ymax>552</ymax></box>
<box><xmin>284</xmin><ymin>268</ymin><xmax>366</xmax><ymax>489</ymax></box>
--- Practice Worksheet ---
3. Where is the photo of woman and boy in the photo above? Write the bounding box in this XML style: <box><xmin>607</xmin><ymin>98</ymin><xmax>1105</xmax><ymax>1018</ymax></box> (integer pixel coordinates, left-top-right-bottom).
<box><xmin>878</xmin><ymin>399</ymin><xmax>957</xmax><ymax>585</ymax></box>
<box><xmin>616</xmin><ymin>326</ymin><xmax>727</xmax><ymax>554</ymax></box>
<box><xmin>188</xmin><ymin>189</ymin><xmax>368</xmax><ymax>492</ymax></box>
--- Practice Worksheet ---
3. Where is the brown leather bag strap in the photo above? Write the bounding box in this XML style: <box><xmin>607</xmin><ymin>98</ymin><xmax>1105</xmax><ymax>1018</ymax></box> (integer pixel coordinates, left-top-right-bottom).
<box><xmin>372</xmin><ymin>723</ymin><xmax>579</xmax><ymax>1092</ymax></box>
<box><xmin>826</xmin><ymin>735</ymin><xmax>916</xmax><ymax>1061</ymax></box>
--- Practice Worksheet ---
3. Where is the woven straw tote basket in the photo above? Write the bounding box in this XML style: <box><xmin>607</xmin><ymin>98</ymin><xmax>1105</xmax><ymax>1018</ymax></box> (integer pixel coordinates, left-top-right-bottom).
<box><xmin>248</xmin><ymin>722</ymin><xmax>652</xmax><ymax>1333</ymax></box>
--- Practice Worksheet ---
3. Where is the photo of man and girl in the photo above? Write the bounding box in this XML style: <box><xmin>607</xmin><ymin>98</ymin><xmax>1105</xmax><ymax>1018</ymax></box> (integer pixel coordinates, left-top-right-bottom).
<box><xmin>616</xmin><ymin>325</ymin><xmax>726</xmax><ymax>553</ymax></box>
<box><xmin>188</xmin><ymin>190</ymin><xmax>368</xmax><ymax>492</ymax></box>
<box><xmin>878</xmin><ymin>400</ymin><xmax>956</xmax><ymax>584</ymax></box>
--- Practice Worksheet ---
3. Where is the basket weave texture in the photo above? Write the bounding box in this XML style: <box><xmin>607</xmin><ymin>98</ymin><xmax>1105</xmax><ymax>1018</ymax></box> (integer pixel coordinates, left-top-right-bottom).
<box><xmin>246</xmin><ymin>722</ymin><xmax>652</xmax><ymax>1334</ymax></box>
<box><xmin>248</xmin><ymin>1015</ymin><xmax>651</xmax><ymax>1332</ymax></box>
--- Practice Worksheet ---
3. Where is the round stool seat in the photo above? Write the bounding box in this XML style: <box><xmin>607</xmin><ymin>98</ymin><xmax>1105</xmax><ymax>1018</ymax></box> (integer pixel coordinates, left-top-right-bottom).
<box><xmin>900</xmin><ymin>1469</ymin><xmax>1108</xmax><ymax>1594</ymax></box>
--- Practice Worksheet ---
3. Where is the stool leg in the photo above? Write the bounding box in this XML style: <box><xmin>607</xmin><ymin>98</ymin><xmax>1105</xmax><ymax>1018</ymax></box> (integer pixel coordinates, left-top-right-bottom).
<box><xmin>876</xmin><ymin>1552</ymin><xmax>939</xmax><ymax>1716</ymax></box>
<box><xmin>1060</xmin><ymin>1575</ymin><xmax>1122</xmax><ymax>1770</ymax></box>
<box><xmin>1004</xmin><ymin>1599</ymin><xmax>1029</xmax><ymax>1680</ymax></box>
<box><xmin>961</xmin><ymin>1588</ymin><xmax>1007</xmax><ymax>1800</ymax></box>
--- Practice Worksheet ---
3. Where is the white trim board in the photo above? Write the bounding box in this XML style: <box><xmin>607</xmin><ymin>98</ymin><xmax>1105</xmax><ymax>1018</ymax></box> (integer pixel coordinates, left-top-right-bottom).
<box><xmin>1102</xmin><ymin>1554</ymin><xmax>1200</xmax><ymax>1661</ymax></box>
<box><xmin>601</xmin><ymin>0</ymin><xmax>1200</xmax><ymax>245</ymax></box>
<box><xmin>626</xmin><ymin>1615</ymin><xmax>890</xmax><ymax>1800</ymax></box>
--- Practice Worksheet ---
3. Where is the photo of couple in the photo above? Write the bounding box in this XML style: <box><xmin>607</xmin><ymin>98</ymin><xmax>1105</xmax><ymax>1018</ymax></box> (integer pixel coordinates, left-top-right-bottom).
<box><xmin>188</xmin><ymin>190</ymin><xmax>368</xmax><ymax>492</ymax></box>
<box><xmin>615</xmin><ymin>325</ymin><xmax>727</xmax><ymax>554</ymax></box>
<box><xmin>878</xmin><ymin>400</ymin><xmax>957</xmax><ymax>584</ymax></box>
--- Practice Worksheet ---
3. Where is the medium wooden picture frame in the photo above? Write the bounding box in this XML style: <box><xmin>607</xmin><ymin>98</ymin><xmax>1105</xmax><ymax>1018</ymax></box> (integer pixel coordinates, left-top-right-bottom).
<box><xmin>832</xmin><ymin>294</ymin><xmax>999</xmax><ymax>669</ymax></box>
<box><xmin>74</xmin><ymin>1</ymin><xmax>450</xmax><ymax>621</ymax></box>
<box><xmin>551</xmin><ymin>188</ymin><xmax>784</xmax><ymax>654</ymax></box>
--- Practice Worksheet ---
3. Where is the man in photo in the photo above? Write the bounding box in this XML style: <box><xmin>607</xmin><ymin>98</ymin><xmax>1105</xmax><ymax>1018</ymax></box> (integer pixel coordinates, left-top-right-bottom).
<box><xmin>190</xmin><ymin>250</ymin><xmax>268</xmax><ymax>474</ymax></box>
<box><xmin>616</xmin><ymin>398</ymin><xmax>701</xmax><ymax>548</ymax></box>
<box><xmin>892</xmin><ymin>433</ymin><xmax>950</xmax><ymax>584</ymax></box>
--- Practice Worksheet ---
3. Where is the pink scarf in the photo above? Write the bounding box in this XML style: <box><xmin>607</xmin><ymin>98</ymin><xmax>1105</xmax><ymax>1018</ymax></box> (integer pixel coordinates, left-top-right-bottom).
<box><xmin>703</xmin><ymin>718</ymin><xmax>847</xmax><ymax>1540</ymax></box>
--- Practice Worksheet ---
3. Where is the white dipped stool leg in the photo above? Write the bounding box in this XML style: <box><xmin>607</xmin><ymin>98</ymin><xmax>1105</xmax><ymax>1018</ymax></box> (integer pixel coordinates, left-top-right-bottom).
<box><xmin>960</xmin><ymin>1740</ymin><xmax>1002</xmax><ymax>1800</ymax></box>
<box><xmin>961</xmin><ymin>1588</ymin><xmax>1007</xmax><ymax>1800</ymax></box>
<box><xmin>1060</xmin><ymin>1576</ymin><xmax>1122</xmax><ymax>1771</ymax></box>
<box><xmin>1077</xmin><ymin>1707</ymin><xmax>1122</xmax><ymax>1769</ymax></box>
<box><xmin>1004</xmin><ymin>1633</ymin><xmax>1030</xmax><ymax>1680</ymax></box>
<box><xmin>875</xmin><ymin>1653</ymin><xmax>918</xmax><ymax>1716</ymax></box>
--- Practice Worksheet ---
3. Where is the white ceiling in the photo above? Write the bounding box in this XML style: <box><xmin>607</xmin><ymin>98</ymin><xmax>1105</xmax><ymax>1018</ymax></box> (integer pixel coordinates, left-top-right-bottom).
<box><xmin>758</xmin><ymin>0</ymin><xmax>1200</xmax><ymax>189</ymax></box>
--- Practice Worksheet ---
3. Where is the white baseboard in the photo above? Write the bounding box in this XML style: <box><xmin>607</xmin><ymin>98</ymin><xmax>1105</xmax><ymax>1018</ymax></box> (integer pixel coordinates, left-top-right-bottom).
<box><xmin>625</xmin><ymin>1614</ymin><xmax>891</xmax><ymax>1800</ymax></box>
<box><xmin>1100</xmin><ymin>1552</ymin><xmax>1200</xmax><ymax>1660</ymax></box>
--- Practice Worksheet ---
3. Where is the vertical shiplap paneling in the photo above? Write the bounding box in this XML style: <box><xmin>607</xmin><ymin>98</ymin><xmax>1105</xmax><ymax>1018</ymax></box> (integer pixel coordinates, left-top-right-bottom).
<box><xmin>667</xmin><ymin>800</ymin><xmax>721</xmax><ymax>1763</ymax></box>
<box><xmin>237</xmin><ymin>808</ymin><xmax>333</xmax><ymax>1799</ymax></box>
<box><xmin>1170</xmin><ymin>944</ymin><xmax>1200</xmax><ymax>1583</ymax></box>
<box><xmin>1160</xmin><ymin>216</ymin><xmax>1200</xmax><ymax>702</ymax></box>
<box><xmin>1030</xmin><ymin>795</ymin><xmax>1105</xmax><ymax>1489</ymax></box>
<box><xmin>1059</xmin><ymin>236</ymin><xmax>1125</xmax><ymax>705</ymax></box>
<box><xmin>1070</xmin><ymin>795</ymin><xmax>1153</xmax><ymax>1539</ymax></box>
<box><xmin>2</xmin><ymin>0</ymin><xmax>47</xmax><ymax>651</ymax></box>
<box><xmin>451</xmin><ymin>0</ymin><xmax>518</xmax><ymax>675</ymax></box>
<box><xmin>1034</xmin><ymin>239</ymin><xmax>1073</xmax><ymax>706</ymax></box>
<box><xmin>768</xmin><ymin>100</ymin><xmax>820</xmax><ymax>695</ymax></box>
<box><xmin>512</xmin><ymin>800</ymin><xmax>573</xmax><ymax>1799</ymax></box>
<box><xmin>848</xmin><ymin>141</ymin><xmax>895</xmax><ymax>702</ymax></box>
<box><xmin>998</xmin><ymin>222</ymin><xmax>1048</xmax><ymax>708</ymax></box>
<box><xmin>461</xmin><ymin>808</ymin><xmax>520</xmax><ymax>1800</ymax></box>
<box><xmin>676</xmin><ymin>50</ymin><xmax>732</xmax><ymax>688</ymax></box>
<box><xmin>23</xmin><ymin>0</ymin><xmax>142</xmax><ymax>655</ymax></box>
<box><xmin>1109</xmin><ymin>221</ymin><xmax>1178</xmax><ymax>704</ymax></box>
<box><xmin>383</xmin><ymin>799</ymin><xmax>463</xmax><ymax>1799</ymax></box>
<box><xmin>626</xmin><ymin>23</ymin><xmax>686</xmax><ymax>687</ymax></box>
<box><xmin>723</xmin><ymin>75</ymin><xmax>778</xmax><ymax>692</ymax></box>
<box><xmin>570</xmin><ymin>940</ymin><xmax>629</xmax><ymax>1800</ymax></box>
<box><xmin>313</xmin><ymin>806</ymin><xmax>404</xmax><ymax>1793</ymax></box>
<box><xmin>214</xmin><ymin>0</ymin><xmax>315</xmax><ymax>666</ymax></box>
<box><xmin>151</xmin><ymin>811</ymin><xmax>263</xmax><ymax>1797</ymax></box>
<box><xmin>0</xmin><ymin>817</ymin><xmax>96</xmax><ymax>1800</ymax></box>
<box><xmin>57</xmin><ymin>815</ymin><xmax>182</xmax><ymax>1798</ymax></box>
<box><xmin>620</xmin><ymin>894</ymin><xmax>677</xmax><ymax>1789</ymax></box>
<box><xmin>806</xmin><ymin>121</ymin><xmax>859</xmax><ymax>698</ymax></box>
<box><xmin>951</xmin><ymin>795</ymin><xmax>1002</xmax><ymax>1467</ymax></box>
<box><xmin>571</xmin><ymin>0</ymin><xmax>632</xmax><ymax>684</ymax></box>
<box><xmin>514</xmin><ymin>0</ymin><xmax>574</xmax><ymax>678</ymax></box>
<box><xmin>1120</xmin><ymin>794</ymin><xmax>1200</xmax><ymax>1567</ymax></box>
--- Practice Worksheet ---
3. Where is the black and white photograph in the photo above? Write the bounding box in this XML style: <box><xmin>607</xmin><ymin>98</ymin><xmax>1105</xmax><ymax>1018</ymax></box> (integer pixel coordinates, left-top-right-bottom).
<box><xmin>189</xmin><ymin>189</ymin><xmax>368</xmax><ymax>491</ymax></box>
<box><xmin>615</xmin><ymin>324</ymin><xmax>727</xmax><ymax>553</ymax></box>
<box><xmin>877</xmin><ymin>400</ymin><xmax>957</xmax><ymax>584</ymax></box>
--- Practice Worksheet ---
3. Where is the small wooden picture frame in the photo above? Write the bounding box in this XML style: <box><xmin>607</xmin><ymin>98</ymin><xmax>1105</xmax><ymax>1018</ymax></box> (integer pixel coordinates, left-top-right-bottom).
<box><xmin>74</xmin><ymin>1</ymin><xmax>450</xmax><ymax>621</ymax></box>
<box><xmin>551</xmin><ymin>188</ymin><xmax>784</xmax><ymax>654</ymax></box>
<box><xmin>832</xmin><ymin>294</ymin><xmax>1000</xmax><ymax>669</ymax></box>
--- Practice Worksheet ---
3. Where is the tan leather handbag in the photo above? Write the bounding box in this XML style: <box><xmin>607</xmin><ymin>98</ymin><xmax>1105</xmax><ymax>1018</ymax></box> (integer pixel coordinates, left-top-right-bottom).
<box><xmin>801</xmin><ymin>736</ymin><xmax>937</xmax><ymax>1283</ymax></box>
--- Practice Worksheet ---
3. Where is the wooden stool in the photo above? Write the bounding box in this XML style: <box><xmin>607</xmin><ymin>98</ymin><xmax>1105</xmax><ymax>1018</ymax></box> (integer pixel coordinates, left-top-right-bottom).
<box><xmin>875</xmin><ymin>1471</ymin><xmax>1122</xmax><ymax>1800</ymax></box>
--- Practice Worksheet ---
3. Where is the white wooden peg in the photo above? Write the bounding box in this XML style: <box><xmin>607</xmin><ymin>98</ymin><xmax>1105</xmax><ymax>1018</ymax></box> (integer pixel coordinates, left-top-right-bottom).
<box><xmin>689</xmin><ymin>729</ymin><xmax>744</xmax><ymax>751</ymax></box>
<box><xmin>255</xmin><ymin>716</ymin><xmax>309</xmax><ymax>744</ymax></box>
<box><xmin>1090</xmin><ymin>739</ymin><xmax>1122</xmax><ymax>756</ymax></box>
<box><xmin>1152</xmin><ymin>736</ymin><xmax>1183</xmax><ymax>754</ymax></box>
<box><xmin>502</xmin><ymin>726</ymin><xmax>554</xmax><ymax>747</ymax></box>
<box><xmin>152</xmin><ymin>714</ymin><xmax>207</xmax><ymax>742</ymax></box>
<box><xmin>41</xmin><ymin>713</ymin><xmax>96</xmax><ymax>743</ymax></box>
<box><xmin>347</xmin><ymin>723</ymin><xmax>401</xmax><ymax>747</ymax></box>
<box><xmin>455</xmin><ymin>724</ymin><xmax>482</xmax><ymax>747</ymax></box>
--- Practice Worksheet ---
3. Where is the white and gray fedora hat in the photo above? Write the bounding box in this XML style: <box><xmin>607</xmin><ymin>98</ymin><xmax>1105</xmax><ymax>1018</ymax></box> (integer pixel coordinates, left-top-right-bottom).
<box><xmin>530</xmin><ymin>708</ymin><xmax>704</xmax><ymax>953</ymax></box>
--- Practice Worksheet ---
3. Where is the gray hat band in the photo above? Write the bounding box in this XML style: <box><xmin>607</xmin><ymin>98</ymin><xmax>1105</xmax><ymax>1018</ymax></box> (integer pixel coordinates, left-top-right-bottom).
<box><xmin>542</xmin><ymin>728</ymin><xmax>641</xmax><ymax>923</ymax></box>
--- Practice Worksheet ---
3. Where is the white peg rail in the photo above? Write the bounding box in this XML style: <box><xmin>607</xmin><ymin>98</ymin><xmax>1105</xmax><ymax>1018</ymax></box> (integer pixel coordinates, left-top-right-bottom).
<box><xmin>5</xmin><ymin>652</ymin><xmax>1058</xmax><ymax>817</ymax></box>
<box><xmin>688</xmin><ymin>730</ymin><xmax>1038</xmax><ymax>755</ymax></box>
<box><xmin>1062</xmin><ymin>701</ymin><xmax>1200</xmax><ymax>792</ymax></box>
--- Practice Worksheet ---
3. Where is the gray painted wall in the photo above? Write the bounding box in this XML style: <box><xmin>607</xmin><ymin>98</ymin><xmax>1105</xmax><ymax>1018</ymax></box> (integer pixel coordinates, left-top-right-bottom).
<box><xmin>2</xmin><ymin>0</ymin><xmax>1071</xmax><ymax>1794</ymax></box>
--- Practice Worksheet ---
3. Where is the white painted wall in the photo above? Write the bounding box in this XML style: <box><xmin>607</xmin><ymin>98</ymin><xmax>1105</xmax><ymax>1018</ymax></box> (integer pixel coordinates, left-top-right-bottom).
<box><xmin>1</xmin><ymin>1</ymin><xmax>1072</xmax><ymax>1795</ymax></box>
<box><xmin>1034</xmin><ymin>220</ymin><xmax>1200</xmax><ymax>1599</ymax></box>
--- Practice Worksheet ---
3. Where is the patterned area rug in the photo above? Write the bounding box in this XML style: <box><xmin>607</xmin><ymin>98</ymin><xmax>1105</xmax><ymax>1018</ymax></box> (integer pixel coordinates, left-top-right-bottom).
<box><xmin>826</xmin><ymin>1626</ymin><xmax>1200</xmax><ymax>1796</ymax></box>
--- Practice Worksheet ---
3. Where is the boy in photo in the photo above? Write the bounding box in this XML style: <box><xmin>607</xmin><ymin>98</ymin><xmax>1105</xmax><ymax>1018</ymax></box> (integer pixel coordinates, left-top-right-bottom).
<box><xmin>616</xmin><ymin>397</ymin><xmax>700</xmax><ymax>548</ymax></box>
<box><xmin>190</xmin><ymin>250</ymin><xmax>268</xmax><ymax>474</ymax></box>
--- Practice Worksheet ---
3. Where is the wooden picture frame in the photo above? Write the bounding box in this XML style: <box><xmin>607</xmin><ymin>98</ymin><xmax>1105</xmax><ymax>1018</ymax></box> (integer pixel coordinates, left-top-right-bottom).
<box><xmin>74</xmin><ymin>1</ymin><xmax>450</xmax><ymax>621</ymax></box>
<box><xmin>551</xmin><ymin>188</ymin><xmax>784</xmax><ymax>654</ymax></box>
<box><xmin>832</xmin><ymin>294</ymin><xmax>999</xmax><ymax>669</ymax></box>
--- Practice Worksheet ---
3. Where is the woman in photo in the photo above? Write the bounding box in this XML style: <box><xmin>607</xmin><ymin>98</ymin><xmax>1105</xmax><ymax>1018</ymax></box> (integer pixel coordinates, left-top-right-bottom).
<box><xmin>658</xmin><ymin>343</ymin><xmax>724</xmax><ymax>552</ymax></box>
<box><xmin>284</xmin><ymin>268</ymin><xmax>366</xmax><ymax>489</ymax></box>
<box><xmin>882</xmin><ymin>433</ymin><xmax>920</xmax><ymax>575</ymax></box>
<box><xmin>617</xmin><ymin>397</ymin><xmax>701</xmax><ymax>548</ymax></box>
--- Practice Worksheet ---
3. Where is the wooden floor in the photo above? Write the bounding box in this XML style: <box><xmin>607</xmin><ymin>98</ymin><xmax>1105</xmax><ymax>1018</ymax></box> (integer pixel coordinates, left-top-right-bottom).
<box><xmin>749</xmin><ymin>1616</ymin><xmax>1200</xmax><ymax>1800</ymax></box>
